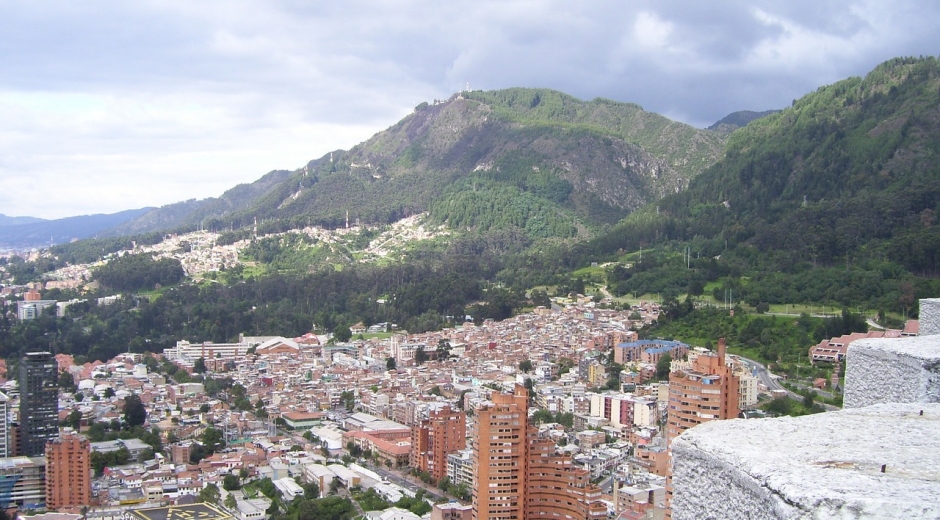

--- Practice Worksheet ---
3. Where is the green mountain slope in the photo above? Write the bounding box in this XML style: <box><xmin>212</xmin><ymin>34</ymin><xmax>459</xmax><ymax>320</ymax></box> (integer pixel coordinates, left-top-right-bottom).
<box><xmin>114</xmin><ymin>88</ymin><xmax>725</xmax><ymax>239</ymax></box>
<box><xmin>575</xmin><ymin>57</ymin><xmax>940</xmax><ymax>308</ymax></box>
<box><xmin>707</xmin><ymin>110</ymin><xmax>779</xmax><ymax>133</ymax></box>
<box><xmin>105</xmin><ymin>169</ymin><xmax>294</xmax><ymax>236</ymax></box>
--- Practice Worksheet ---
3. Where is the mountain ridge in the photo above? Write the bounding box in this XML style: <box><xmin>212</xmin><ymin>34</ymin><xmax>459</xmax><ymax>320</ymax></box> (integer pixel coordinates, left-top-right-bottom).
<box><xmin>109</xmin><ymin>88</ymin><xmax>726</xmax><ymax>239</ymax></box>
<box><xmin>0</xmin><ymin>208</ymin><xmax>154</xmax><ymax>249</ymax></box>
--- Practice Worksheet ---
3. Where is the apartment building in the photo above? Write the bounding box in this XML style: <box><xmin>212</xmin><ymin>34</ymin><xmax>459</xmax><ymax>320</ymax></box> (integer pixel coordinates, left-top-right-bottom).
<box><xmin>45</xmin><ymin>432</ymin><xmax>91</xmax><ymax>510</ymax></box>
<box><xmin>471</xmin><ymin>385</ymin><xmax>605</xmax><ymax>520</ymax></box>
<box><xmin>666</xmin><ymin>339</ymin><xmax>740</xmax><ymax>443</ymax></box>
<box><xmin>410</xmin><ymin>406</ymin><xmax>466</xmax><ymax>482</ymax></box>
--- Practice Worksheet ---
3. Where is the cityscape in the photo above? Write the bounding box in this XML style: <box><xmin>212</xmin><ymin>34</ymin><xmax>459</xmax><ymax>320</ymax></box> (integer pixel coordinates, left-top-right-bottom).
<box><xmin>3</xmin><ymin>3</ymin><xmax>940</xmax><ymax>520</ymax></box>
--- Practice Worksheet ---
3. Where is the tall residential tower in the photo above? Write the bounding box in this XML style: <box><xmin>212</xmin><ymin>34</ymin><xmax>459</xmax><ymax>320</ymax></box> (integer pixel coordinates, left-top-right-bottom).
<box><xmin>471</xmin><ymin>385</ymin><xmax>605</xmax><ymax>520</ymax></box>
<box><xmin>19</xmin><ymin>352</ymin><xmax>59</xmax><ymax>457</ymax></box>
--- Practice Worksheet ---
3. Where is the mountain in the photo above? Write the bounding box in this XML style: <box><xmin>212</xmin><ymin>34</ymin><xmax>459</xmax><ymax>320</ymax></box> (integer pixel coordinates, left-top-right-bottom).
<box><xmin>113</xmin><ymin>88</ymin><xmax>726</xmax><ymax>239</ymax></box>
<box><xmin>103</xmin><ymin>169</ymin><xmax>294</xmax><ymax>236</ymax></box>
<box><xmin>0</xmin><ymin>208</ymin><xmax>154</xmax><ymax>249</ymax></box>
<box><xmin>707</xmin><ymin>110</ymin><xmax>779</xmax><ymax>133</ymax></box>
<box><xmin>0</xmin><ymin>214</ymin><xmax>45</xmax><ymax>227</ymax></box>
<box><xmin>578</xmin><ymin>56</ymin><xmax>940</xmax><ymax>308</ymax></box>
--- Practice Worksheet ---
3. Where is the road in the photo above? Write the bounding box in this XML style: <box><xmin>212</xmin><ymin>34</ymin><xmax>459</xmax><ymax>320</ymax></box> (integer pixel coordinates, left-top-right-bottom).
<box><xmin>737</xmin><ymin>356</ymin><xmax>784</xmax><ymax>393</ymax></box>
<box><xmin>737</xmin><ymin>356</ymin><xmax>840</xmax><ymax>412</ymax></box>
<box><xmin>369</xmin><ymin>465</ymin><xmax>443</xmax><ymax>502</ymax></box>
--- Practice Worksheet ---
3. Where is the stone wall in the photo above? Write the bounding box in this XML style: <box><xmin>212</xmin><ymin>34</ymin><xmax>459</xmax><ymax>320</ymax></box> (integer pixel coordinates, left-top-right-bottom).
<box><xmin>843</xmin><ymin>335</ymin><xmax>940</xmax><ymax>408</ymax></box>
<box><xmin>920</xmin><ymin>297</ymin><xmax>940</xmax><ymax>336</ymax></box>
<box><xmin>671</xmin><ymin>404</ymin><xmax>940</xmax><ymax>520</ymax></box>
<box><xmin>671</xmin><ymin>298</ymin><xmax>940</xmax><ymax>519</ymax></box>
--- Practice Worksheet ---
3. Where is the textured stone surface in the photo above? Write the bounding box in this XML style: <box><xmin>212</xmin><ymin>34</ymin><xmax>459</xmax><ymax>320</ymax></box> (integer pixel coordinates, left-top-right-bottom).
<box><xmin>844</xmin><ymin>335</ymin><xmax>940</xmax><ymax>408</ymax></box>
<box><xmin>671</xmin><ymin>404</ymin><xmax>940</xmax><ymax>520</ymax></box>
<box><xmin>921</xmin><ymin>298</ymin><xmax>940</xmax><ymax>336</ymax></box>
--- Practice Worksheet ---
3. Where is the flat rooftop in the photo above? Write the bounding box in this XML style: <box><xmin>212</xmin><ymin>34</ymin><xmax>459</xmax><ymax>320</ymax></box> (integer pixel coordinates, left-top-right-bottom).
<box><xmin>127</xmin><ymin>504</ymin><xmax>233</xmax><ymax>520</ymax></box>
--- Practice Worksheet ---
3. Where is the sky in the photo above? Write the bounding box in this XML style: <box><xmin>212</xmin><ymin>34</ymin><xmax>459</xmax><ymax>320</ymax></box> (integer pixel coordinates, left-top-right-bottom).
<box><xmin>2</xmin><ymin>1</ymin><xmax>939</xmax><ymax>220</ymax></box>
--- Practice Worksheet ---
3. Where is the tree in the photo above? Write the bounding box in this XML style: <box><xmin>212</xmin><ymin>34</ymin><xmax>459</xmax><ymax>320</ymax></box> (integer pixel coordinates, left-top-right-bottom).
<box><xmin>302</xmin><ymin>481</ymin><xmax>320</xmax><ymax>499</ymax></box>
<box><xmin>224</xmin><ymin>493</ymin><xmax>237</xmax><ymax>510</ymax></box>
<box><xmin>189</xmin><ymin>443</ymin><xmax>209</xmax><ymax>464</ymax></box>
<box><xmin>123</xmin><ymin>394</ymin><xmax>147</xmax><ymax>427</ymax></box>
<box><xmin>386</xmin><ymin>357</ymin><xmax>396</xmax><ymax>370</ymax></box>
<box><xmin>201</xmin><ymin>426</ymin><xmax>226</xmax><ymax>454</ymax></box>
<box><xmin>436</xmin><ymin>339</ymin><xmax>452</xmax><ymax>360</ymax></box>
<box><xmin>803</xmin><ymin>392</ymin><xmax>815</xmax><ymax>409</ymax></box>
<box><xmin>199</xmin><ymin>484</ymin><xmax>221</xmax><ymax>504</ymax></box>
<box><xmin>339</xmin><ymin>390</ymin><xmax>355</xmax><ymax>411</ymax></box>
<box><xmin>222</xmin><ymin>473</ymin><xmax>241</xmax><ymax>491</ymax></box>
<box><xmin>58</xmin><ymin>370</ymin><xmax>76</xmax><ymax>390</ymax></box>
<box><xmin>415</xmin><ymin>347</ymin><xmax>428</xmax><ymax>365</ymax></box>
<box><xmin>194</xmin><ymin>357</ymin><xmax>207</xmax><ymax>374</ymax></box>
<box><xmin>519</xmin><ymin>359</ymin><xmax>533</xmax><ymax>373</ymax></box>
<box><xmin>61</xmin><ymin>409</ymin><xmax>82</xmax><ymax>429</ymax></box>
<box><xmin>655</xmin><ymin>353</ymin><xmax>673</xmax><ymax>380</ymax></box>
<box><xmin>333</xmin><ymin>323</ymin><xmax>352</xmax><ymax>343</ymax></box>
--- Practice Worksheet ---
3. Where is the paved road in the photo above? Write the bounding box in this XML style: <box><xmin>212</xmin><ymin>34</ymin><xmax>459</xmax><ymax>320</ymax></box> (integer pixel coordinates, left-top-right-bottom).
<box><xmin>737</xmin><ymin>356</ymin><xmax>840</xmax><ymax>412</ymax></box>
<box><xmin>370</xmin><ymin>466</ymin><xmax>443</xmax><ymax>502</ymax></box>
<box><xmin>737</xmin><ymin>357</ymin><xmax>784</xmax><ymax>392</ymax></box>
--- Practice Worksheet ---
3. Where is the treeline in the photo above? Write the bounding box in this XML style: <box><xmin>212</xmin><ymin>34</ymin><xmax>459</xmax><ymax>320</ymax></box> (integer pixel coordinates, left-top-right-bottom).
<box><xmin>0</xmin><ymin>250</ymin><xmax>512</xmax><ymax>362</ymax></box>
<box><xmin>428</xmin><ymin>179</ymin><xmax>580</xmax><ymax>239</ymax></box>
<box><xmin>95</xmin><ymin>254</ymin><xmax>185</xmax><ymax>291</ymax></box>
<box><xmin>645</xmin><ymin>306</ymin><xmax>869</xmax><ymax>364</ymax></box>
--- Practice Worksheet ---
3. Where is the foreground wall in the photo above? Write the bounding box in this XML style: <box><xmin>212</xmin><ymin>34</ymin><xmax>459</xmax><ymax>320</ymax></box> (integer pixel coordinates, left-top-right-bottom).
<box><xmin>671</xmin><ymin>404</ymin><xmax>940</xmax><ymax>520</ymax></box>
<box><xmin>844</xmin><ymin>335</ymin><xmax>940</xmax><ymax>408</ymax></box>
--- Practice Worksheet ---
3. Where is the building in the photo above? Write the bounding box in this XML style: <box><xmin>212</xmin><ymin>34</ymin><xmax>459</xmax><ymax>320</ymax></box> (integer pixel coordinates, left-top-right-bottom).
<box><xmin>472</xmin><ymin>386</ymin><xmax>530</xmax><ymax>520</ymax></box>
<box><xmin>19</xmin><ymin>352</ymin><xmax>59</xmax><ymax>457</ymax></box>
<box><xmin>527</xmin><ymin>436</ymin><xmax>606</xmax><ymax>519</ymax></box>
<box><xmin>471</xmin><ymin>385</ymin><xmax>605</xmax><ymax>520</ymax></box>
<box><xmin>665</xmin><ymin>338</ymin><xmax>740</xmax><ymax>518</ymax></box>
<box><xmin>446</xmin><ymin>448</ymin><xmax>473</xmax><ymax>487</ymax></box>
<box><xmin>432</xmin><ymin>502</ymin><xmax>472</xmax><ymax>520</ymax></box>
<box><xmin>0</xmin><ymin>456</ymin><xmax>46</xmax><ymax>509</ymax></box>
<box><xmin>807</xmin><ymin>320</ymin><xmax>918</xmax><ymax>364</ymax></box>
<box><xmin>0</xmin><ymin>392</ymin><xmax>9</xmax><ymax>458</ymax></box>
<box><xmin>666</xmin><ymin>339</ymin><xmax>740</xmax><ymax>443</ymax></box>
<box><xmin>671</xmin><ymin>304</ymin><xmax>940</xmax><ymax>520</ymax></box>
<box><xmin>16</xmin><ymin>291</ymin><xmax>57</xmax><ymax>321</ymax></box>
<box><xmin>410</xmin><ymin>406</ymin><xmax>466</xmax><ymax>482</ymax></box>
<box><xmin>45</xmin><ymin>432</ymin><xmax>91</xmax><ymax>510</ymax></box>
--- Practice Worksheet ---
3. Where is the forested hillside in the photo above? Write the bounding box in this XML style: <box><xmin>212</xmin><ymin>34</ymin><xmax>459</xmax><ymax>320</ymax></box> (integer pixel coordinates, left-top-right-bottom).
<box><xmin>6</xmin><ymin>58</ymin><xmax>940</xmax><ymax>364</ymax></box>
<box><xmin>567</xmin><ymin>57</ymin><xmax>940</xmax><ymax>313</ymax></box>
<box><xmin>109</xmin><ymin>88</ymin><xmax>724</xmax><ymax>243</ymax></box>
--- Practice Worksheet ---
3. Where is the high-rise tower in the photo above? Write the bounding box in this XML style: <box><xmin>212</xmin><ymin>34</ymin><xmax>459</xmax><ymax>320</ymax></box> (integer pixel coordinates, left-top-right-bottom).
<box><xmin>411</xmin><ymin>406</ymin><xmax>466</xmax><ymax>483</ymax></box>
<box><xmin>471</xmin><ymin>385</ymin><xmax>605</xmax><ymax>520</ymax></box>
<box><xmin>45</xmin><ymin>431</ymin><xmax>91</xmax><ymax>509</ymax></box>
<box><xmin>0</xmin><ymin>391</ymin><xmax>10</xmax><ymax>457</ymax></box>
<box><xmin>472</xmin><ymin>386</ymin><xmax>529</xmax><ymax>520</ymax></box>
<box><xmin>19</xmin><ymin>351</ymin><xmax>59</xmax><ymax>457</ymax></box>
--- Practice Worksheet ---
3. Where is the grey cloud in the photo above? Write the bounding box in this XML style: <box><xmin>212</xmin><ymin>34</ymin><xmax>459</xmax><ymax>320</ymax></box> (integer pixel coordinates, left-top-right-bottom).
<box><xmin>2</xmin><ymin>0</ymin><xmax>940</xmax><ymax>218</ymax></box>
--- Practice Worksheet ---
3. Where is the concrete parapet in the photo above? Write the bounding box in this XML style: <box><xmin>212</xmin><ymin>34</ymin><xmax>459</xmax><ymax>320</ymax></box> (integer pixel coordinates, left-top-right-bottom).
<box><xmin>844</xmin><ymin>335</ymin><xmax>940</xmax><ymax>408</ymax></box>
<box><xmin>920</xmin><ymin>298</ymin><xmax>940</xmax><ymax>336</ymax></box>
<box><xmin>671</xmin><ymin>404</ymin><xmax>940</xmax><ymax>520</ymax></box>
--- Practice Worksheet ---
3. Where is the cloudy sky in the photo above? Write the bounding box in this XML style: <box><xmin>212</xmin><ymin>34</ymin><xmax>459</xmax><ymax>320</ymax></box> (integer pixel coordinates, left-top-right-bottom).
<box><xmin>2</xmin><ymin>1</ymin><xmax>938</xmax><ymax>219</ymax></box>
